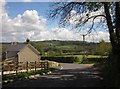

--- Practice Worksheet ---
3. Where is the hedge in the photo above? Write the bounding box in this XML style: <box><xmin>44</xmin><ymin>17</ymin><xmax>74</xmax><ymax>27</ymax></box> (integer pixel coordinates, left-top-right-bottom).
<box><xmin>86</xmin><ymin>58</ymin><xmax>108</xmax><ymax>62</ymax></box>
<box><xmin>41</xmin><ymin>56</ymin><xmax>80</xmax><ymax>63</ymax></box>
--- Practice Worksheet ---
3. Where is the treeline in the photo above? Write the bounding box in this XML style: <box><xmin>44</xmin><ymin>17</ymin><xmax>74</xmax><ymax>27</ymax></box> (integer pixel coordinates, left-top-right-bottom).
<box><xmin>31</xmin><ymin>40</ymin><xmax>111</xmax><ymax>56</ymax></box>
<box><xmin>1</xmin><ymin>40</ymin><xmax>111</xmax><ymax>59</ymax></box>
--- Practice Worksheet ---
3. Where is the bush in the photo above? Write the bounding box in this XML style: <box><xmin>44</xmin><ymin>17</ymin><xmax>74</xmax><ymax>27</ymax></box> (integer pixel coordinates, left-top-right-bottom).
<box><xmin>86</xmin><ymin>58</ymin><xmax>108</xmax><ymax>62</ymax></box>
<box><xmin>41</xmin><ymin>56</ymin><xmax>80</xmax><ymax>63</ymax></box>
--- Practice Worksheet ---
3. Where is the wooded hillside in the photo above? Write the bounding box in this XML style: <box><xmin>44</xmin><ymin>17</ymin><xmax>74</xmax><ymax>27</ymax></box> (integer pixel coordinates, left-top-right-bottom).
<box><xmin>1</xmin><ymin>40</ymin><xmax>111</xmax><ymax>60</ymax></box>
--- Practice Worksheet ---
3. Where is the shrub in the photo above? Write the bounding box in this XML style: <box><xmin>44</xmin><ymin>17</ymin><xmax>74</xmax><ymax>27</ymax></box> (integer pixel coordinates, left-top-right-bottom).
<box><xmin>41</xmin><ymin>56</ymin><xmax>80</xmax><ymax>63</ymax></box>
<box><xmin>86</xmin><ymin>58</ymin><xmax>108</xmax><ymax>62</ymax></box>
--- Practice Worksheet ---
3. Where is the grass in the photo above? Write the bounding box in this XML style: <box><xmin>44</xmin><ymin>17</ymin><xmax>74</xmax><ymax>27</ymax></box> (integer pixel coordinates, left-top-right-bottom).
<box><xmin>57</xmin><ymin>45</ymin><xmax>75</xmax><ymax>49</ymax></box>
<box><xmin>2</xmin><ymin>68</ymin><xmax>56</xmax><ymax>82</ymax></box>
<box><xmin>87</xmin><ymin>55</ymin><xmax>108</xmax><ymax>58</ymax></box>
<box><xmin>65</xmin><ymin>55</ymin><xmax>107</xmax><ymax>58</ymax></box>
<box><xmin>73</xmin><ymin>55</ymin><xmax>108</xmax><ymax>64</ymax></box>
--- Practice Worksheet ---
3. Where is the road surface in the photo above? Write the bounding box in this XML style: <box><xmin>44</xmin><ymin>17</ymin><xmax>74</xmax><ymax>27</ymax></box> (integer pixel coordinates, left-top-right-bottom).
<box><xmin>2</xmin><ymin>63</ymin><xmax>104</xmax><ymax>87</ymax></box>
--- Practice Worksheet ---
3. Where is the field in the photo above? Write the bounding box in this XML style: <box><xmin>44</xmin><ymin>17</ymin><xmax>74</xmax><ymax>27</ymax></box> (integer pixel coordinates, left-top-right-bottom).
<box><xmin>1</xmin><ymin>40</ymin><xmax>110</xmax><ymax>61</ymax></box>
<box><xmin>64</xmin><ymin>54</ymin><xmax>107</xmax><ymax>58</ymax></box>
<box><xmin>41</xmin><ymin>54</ymin><xmax>108</xmax><ymax>64</ymax></box>
<box><xmin>72</xmin><ymin>55</ymin><xmax>108</xmax><ymax>64</ymax></box>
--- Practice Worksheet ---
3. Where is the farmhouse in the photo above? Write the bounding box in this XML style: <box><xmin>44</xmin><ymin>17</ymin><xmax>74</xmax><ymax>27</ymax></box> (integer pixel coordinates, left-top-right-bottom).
<box><xmin>5</xmin><ymin>41</ymin><xmax>41</xmax><ymax>62</ymax></box>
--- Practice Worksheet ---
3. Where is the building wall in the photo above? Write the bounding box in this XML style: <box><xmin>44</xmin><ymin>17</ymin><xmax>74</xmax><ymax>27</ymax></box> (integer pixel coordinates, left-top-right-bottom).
<box><xmin>18</xmin><ymin>46</ymin><xmax>40</xmax><ymax>62</ymax></box>
<box><xmin>6</xmin><ymin>51</ymin><xmax>18</xmax><ymax>59</ymax></box>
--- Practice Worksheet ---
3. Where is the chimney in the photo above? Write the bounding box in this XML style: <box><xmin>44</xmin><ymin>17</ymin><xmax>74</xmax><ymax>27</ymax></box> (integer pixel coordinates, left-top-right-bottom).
<box><xmin>26</xmin><ymin>38</ymin><xmax>30</xmax><ymax>44</ymax></box>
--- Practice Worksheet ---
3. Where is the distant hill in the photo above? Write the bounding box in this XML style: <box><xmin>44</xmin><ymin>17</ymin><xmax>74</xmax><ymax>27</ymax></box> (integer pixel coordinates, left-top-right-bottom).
<box><xmin>1</xmin><ymin>40</ymin><xmax>111</xmax><ymax>58</ymax></box>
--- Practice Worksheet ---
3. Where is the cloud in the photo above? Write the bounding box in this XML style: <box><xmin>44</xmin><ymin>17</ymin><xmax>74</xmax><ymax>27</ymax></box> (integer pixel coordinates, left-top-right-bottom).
<box><xmin>85</xmin><ymin>31</ymin><xmax>110</xmax><ymax>42</ymax></box>
<box><xmin>68</xmin><ymin>7</ymin><xmax>105</xmax><ymax>26</ymax></box>
<box><xmin>0</xmin><ymin>0</ymin><xmax>6</xmax><ymax>20</ymax></box>
<box><xmin>2</xmin><ymin>10</ymin><xmax>47</xmax><ymax>42</ymax></box>
<box><xmin>1</xmin><ymin>3</ymin><xmax>109</xmax><ymax>43</ymax></box>
<box><xmin>0</xmin><ymin>0</ymin><xmax>5</xmax><ymax>12</ymax></box>
<box><xmin>23</xmin><ymin>0</ymin><xmax>32</xmax><ymax>2</ymax></box>
<box><xmin>0</xmin><ymin>0</ymin><xmax>6</xmax><ymax>42</ymax></box>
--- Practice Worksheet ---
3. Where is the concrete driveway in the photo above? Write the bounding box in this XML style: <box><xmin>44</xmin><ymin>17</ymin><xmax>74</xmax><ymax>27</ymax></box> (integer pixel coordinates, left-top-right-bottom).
<box><xmin>3</xmin><ymin>63</ymin><xmax>104</xmax><ymax>87</ymax></box>
<box><xmin>59</xmin><ymin>63</ymin><xmax>94</xmax><ymax>69</ymax></box>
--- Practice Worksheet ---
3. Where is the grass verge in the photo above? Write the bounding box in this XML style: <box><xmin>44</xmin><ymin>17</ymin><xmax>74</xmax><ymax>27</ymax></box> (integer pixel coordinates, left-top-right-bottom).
<box><xmin>2</xmin><ymin>68</ymin><xmax>56</xmax><ymax>84</ymax></box>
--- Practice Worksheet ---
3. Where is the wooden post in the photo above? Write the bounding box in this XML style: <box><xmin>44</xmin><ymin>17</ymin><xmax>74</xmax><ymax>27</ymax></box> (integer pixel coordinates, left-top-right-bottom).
<box><xmin>44</xmin><ymin>62</ymin><xmax>46</xmax><ymax>69</ymax></box>
<box><xmin>39</xmin><ymin>62</ymin><xmax>41</xmax><ymax>69</ymax></box>
<box><xmin>41</xmin><ymin>62</ymin><xmax>43</xmax><ymax>69</ymax></box>
<box><xmin>45</xmin><ymin>61</ymin><xmax>47</xmax><ymax>69</ymax></box>
<box><xmin>2</xmin><ymin>62</ymin><xmax>4</xmax><ymax>77</ymax></box>
<box><xmin>8</xmin><ymin>62</ymin><xmax>10</xmax><ymax>75</ymax></box>
<box><xmin>42</xmin><ymin>62</ymin><xmax>45</xmax><ymax>69</ymax></box>
<box><xmin>29</xmin><ymin>62</ymin><xmax>31</xmax><ymax>71</ymax></box>
<box><xmin>21</xmin><ymin>62</ymin><xmax>24</xmax><ymax>73</ymax></box>
<box><xmin>41</xmin><ymin>62</ymin><xmax>42</xmax><ymax>69</ymax></box>
<box><xmin>43</xmin><ymin>62</ymin><xmax>44</xmax><ymax>69</ymax></box>
<box><xmin>35</xmin><ymin>61</ymin><xmax>36</xmax><ymax>71</ymax></box>
<box><xmin>47</xmin><ymin>61</ymin><xmax>49</xmax><ymax>69</ymax></box>
<box><xmin>38</xmin><ymin>62</ymin><xmax>40</xmax><ymax>69</ymax></box>
<box><xmin>40</xmin><ymin>62</ymin><xmax>42</xmax><ymax>69</ymax></box>
<box><xmin>15</xmin><ymin>62</ymin><xmax>18</xmax><ymax>75</ymax></box>
<box><xmin>26</xmin><ymin>61</ymin><xmax>28</xmax><ymax>72</ymax></box>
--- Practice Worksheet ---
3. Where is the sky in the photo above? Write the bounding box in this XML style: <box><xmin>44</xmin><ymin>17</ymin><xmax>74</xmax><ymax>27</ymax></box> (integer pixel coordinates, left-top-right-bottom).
<box><xmin>6</xmin><ymin>2</ymin><xmax>59</xmax><ymax>28</ymax></box>
<box><xmin>0</xmin><ymin>0</ymin><xmax>110</xmax><ymax>42</ymax></box>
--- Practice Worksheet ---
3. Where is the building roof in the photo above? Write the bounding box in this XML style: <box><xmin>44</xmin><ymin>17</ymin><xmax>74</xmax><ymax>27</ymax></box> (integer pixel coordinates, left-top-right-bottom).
<box><xmin>5</xmin><ymin>44</ymin><xmax>26</xmax><ymax>52</ymax></box>
<box><xmin>5</xmin><ymin>43</ymin><xmax>40</xmax><ymax>55</ymax></box>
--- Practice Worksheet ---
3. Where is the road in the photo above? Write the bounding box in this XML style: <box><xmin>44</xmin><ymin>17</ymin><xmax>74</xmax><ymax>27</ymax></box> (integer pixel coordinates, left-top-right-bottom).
<box><xmin>2</xmin><ymin>63</ymin><xmax>104</xmax><ymax>87</ymax></box>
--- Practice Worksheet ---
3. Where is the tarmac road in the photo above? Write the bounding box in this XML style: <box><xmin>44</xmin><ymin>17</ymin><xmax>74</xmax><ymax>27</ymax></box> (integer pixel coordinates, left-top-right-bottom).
<box><xmin>2</xmin><ymin>63</ymin><xmax>104</xmax><ymax>87</ymax></box>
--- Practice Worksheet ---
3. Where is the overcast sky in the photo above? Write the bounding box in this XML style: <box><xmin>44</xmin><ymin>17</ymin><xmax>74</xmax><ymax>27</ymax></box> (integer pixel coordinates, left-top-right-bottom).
<box><xmin>0</xmin><ymin>0</ymin><xmax>110</xmax><ymax>42</ymax></box>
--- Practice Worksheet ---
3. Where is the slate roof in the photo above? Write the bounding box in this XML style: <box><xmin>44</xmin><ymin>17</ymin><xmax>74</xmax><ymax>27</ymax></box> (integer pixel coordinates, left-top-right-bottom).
<box><xmin>5</xmin><ymin>44</ymin><xmax>26</xmax><ymax>52</ymax></box>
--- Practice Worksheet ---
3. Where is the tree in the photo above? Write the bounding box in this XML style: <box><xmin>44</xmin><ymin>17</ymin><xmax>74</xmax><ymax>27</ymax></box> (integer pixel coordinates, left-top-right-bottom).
<box><xmin>32</xmin><ymin>42</ymin><xmax>43</xmax><ymax>55</ymax></box>
<box><xmin>48</xmin><ymin>2</ymin><xmax>120</xmax><ymax>86</ymax></box>
<box><xmin>94</xmin><ymin>40</ymin><xmax>111</xmax><ymax>55</ymax></box>
<box><xmin>48</xmin><ymin>2</ymin><xmax>120</xmax><ymax>61</ymax></box>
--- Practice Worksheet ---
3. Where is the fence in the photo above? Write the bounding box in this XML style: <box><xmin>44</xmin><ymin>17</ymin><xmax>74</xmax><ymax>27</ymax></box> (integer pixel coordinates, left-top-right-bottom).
<box><xmin>1</xmin><ymin>60</ymin><xmax>59</xmax><ymax>75</ymax></box>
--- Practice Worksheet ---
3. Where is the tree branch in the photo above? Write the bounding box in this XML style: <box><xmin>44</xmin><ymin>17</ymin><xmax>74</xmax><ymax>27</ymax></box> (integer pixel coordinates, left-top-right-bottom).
<box><xmin>74</xmin><ymin>14</ymin><xmax>106</xmax><ymax>30</ymax></box>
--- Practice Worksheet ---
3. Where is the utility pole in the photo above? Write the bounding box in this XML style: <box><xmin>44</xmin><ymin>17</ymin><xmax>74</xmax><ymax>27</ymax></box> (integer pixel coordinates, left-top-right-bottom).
<box><xmin>82</xmin><ymin>34</ymin><xmax>86</xmax><ymax>60</ymax></box>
